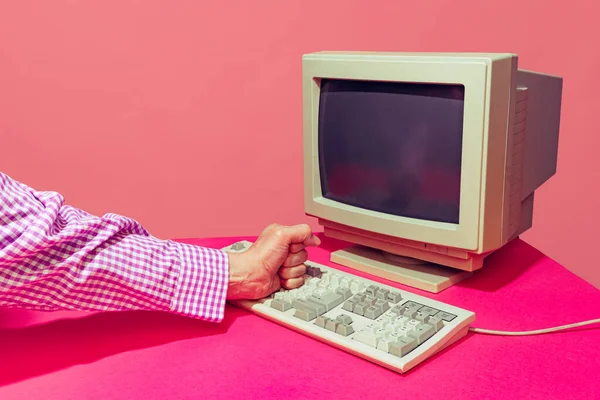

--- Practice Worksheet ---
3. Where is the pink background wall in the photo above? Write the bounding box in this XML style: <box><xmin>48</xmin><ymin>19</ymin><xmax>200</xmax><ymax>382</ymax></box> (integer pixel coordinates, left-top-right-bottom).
<box><xmin>1</xmin><ymin>1</ymin><xmax>598</xmax><ymax>288</ymax></box>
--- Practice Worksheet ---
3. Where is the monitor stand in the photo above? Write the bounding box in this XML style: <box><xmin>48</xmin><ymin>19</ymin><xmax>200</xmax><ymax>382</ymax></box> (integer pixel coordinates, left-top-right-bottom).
<box><xmin>330</xmin><ymin>245</ymin><xmax>473</xmax><ymax>293</ymax></box>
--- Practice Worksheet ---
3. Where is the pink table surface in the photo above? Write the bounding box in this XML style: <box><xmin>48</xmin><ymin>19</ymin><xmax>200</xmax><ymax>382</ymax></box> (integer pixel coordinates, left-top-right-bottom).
<box><xmin>1</xmin><ymin>235</ymin><xmax>599</xmax><ymax>400</ymax></box>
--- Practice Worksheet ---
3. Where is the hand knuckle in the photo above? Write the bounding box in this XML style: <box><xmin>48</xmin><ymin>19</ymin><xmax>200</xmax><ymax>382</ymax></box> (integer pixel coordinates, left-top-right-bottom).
<box><xmin>274</xmin><ymin>228</ymin><xmax>285</xmax><ymax>238</ymax></box>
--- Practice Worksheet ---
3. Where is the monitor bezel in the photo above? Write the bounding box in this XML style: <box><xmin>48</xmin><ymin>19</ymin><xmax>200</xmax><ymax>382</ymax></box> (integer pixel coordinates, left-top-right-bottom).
<box><xmin>303</xmin><ymin>54</ymin><xmax>497</xmax><ymax>251</ymax></box>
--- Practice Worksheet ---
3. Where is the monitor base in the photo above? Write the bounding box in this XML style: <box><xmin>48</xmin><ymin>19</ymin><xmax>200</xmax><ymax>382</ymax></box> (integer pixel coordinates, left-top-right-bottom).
<box><xmin>330</xmin><ymin>245</ymin><xmax>473</xmax><ymax>293</ymax></box>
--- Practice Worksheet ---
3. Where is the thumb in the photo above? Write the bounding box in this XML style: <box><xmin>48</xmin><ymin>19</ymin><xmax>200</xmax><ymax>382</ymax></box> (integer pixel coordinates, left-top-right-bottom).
<box><xmin>303</xmin><ymin>233</ymin><xmax>321</xmax><ymax>247</ymax></box>
<box><xmin>279</xmin><ymin>224</ymin><xmax>321</xmax><ymax>246</ymax></box>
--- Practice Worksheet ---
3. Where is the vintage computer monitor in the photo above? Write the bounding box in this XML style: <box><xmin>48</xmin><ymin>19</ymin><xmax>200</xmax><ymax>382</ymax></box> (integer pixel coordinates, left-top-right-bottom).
<box><xmin>302</xmin><ymin>52</ymin><xmax>562</xmax><ymax>293</ymax></box>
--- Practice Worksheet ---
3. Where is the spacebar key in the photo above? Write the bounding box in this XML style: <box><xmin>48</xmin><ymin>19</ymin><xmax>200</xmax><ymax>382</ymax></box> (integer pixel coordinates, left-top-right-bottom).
<box><xmin>292</xmin><ymin>300</ymin><xmax>322</xmax><ymax>321</ymax></box>
<box><xmin>307</xmin><ymin>293</ymin><xmax>344</xmax><ymax>312</ymax></box>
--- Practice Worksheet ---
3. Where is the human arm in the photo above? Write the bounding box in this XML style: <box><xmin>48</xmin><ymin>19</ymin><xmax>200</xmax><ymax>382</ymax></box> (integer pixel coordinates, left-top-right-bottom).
<box><xmin>0</xmin><ymin>172</ymin><xmax>228</xmax><ymax>321</ymax></box>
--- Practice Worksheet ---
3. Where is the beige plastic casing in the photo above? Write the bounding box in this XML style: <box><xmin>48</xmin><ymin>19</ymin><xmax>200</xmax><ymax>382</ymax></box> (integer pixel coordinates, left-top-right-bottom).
<box><xmin>303</xmin><ymin>52</ymin><xmax>562</xmax><ymax>272</ymax></box>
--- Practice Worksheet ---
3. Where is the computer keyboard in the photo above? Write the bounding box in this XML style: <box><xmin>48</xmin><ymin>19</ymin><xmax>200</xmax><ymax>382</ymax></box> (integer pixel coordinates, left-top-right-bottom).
<box><xmin>223</xmin><ymin>241</ymin><xmax>476</xmax><ymax>373</ymax></box>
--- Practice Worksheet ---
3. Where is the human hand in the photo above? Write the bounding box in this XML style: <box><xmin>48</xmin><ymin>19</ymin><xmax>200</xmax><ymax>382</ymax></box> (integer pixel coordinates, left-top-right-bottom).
<box><xmin>225</xmin><ymin>223</ymin><xmax>321</xmax><ymax>300</ymax></box>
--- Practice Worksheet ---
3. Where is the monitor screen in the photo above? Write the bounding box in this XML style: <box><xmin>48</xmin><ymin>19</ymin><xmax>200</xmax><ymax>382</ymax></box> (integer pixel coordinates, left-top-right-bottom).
<box><xmin>318</xmin><ymin>79</ymin><xmax>465</xmax><ymax>224</ymax></box>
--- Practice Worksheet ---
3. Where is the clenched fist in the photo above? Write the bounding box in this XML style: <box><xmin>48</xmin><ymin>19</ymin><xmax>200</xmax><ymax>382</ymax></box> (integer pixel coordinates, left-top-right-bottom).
<box><xmin>225</xmin><ymin>224</ymin><xmax>321</xmax><ymax>300</ymax></box>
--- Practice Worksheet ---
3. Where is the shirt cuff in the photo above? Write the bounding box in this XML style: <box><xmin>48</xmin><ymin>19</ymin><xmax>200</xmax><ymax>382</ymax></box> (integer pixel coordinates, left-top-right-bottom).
<box><xmin>169</xmin><ymin>241</ymin><xmax>230</xmax><ymax>322</ymax></box>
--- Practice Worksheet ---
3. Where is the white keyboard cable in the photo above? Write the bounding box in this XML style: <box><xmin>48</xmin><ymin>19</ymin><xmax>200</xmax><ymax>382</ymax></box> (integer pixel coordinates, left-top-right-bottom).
<box><xmin>469</xmin><ymin>318</ymin><xmax>600</xmax><ymax>336</ymax></box>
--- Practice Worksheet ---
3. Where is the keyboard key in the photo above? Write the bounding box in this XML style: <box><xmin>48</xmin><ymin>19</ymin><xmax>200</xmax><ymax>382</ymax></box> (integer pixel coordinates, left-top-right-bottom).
<box><xmin>350</xmin><ymin>280</ymin><xmax>363</xmax><ymax>293</ymax></box>
<box><xmin>415</xmin><ymin>306</ymin><xmax>439</xmax><ymax>322</ymax></box>
<box><xmin>307</xmin><ymin>292</ymin><xmax>344</xmax><ymax>312</ymax></box>
<box><xmin>294</xmin><ymin>308</ymin><xmax>317</xmax><ymax>321</ymax></box>
<box><xmin>274</xmin><ymin>292</ymin><xmax>286</xmax><ymax>300</ymax></box>
<box><xmin>373</xmin><ymin>321</ymin><xmax>386</xmax><ymax>331</ymax></box>
<box><xmin>361</xmin><ymin>301</ymin><xmax>373</xmax><ymax>315</ymax></box>
<box><xmin>437</xmin><ymin>311</ymin><xmax>457</xmax><ymax>322</ymax></box>
<box><xmin>380</xmin><ymin>312</ymin><xmax>395</xmax><ymax>321</ymax></box>
<box><xmin>306</xmin><ymin>265</ymin><xmax>322</xmax><ymax>277</ymax></box>
<box><xmin>414</xmin><ymin>312</ymin><xmax>430</xmax><ymax>322</ymax></box>
<box><xmin>407</xmin><ymin>319</ymin><xmax>422</xmax><ymax>328</ymax></box>
<box><xmin>390</xmin><ymin>337</ymin><xmax>418</xmax><ymax>357</ymax></box>
<box><xmin>271</xmin><ymin>299</ymin><xmax>292</xmax><ymax>312</ymax></box>
<box><xmin>336</xmin><ymin>323</ymin><xmax>355</xmax><ymax>336</ymax></box>
<box><xmin>386</xmin><ymin>311</ymin><xmax>400</xmax><ymax>321</ymax></box>
<box><xmin>353</xmin><ymin>293</ymin><xmax>366</xmax><ymax>302</ymax></box>
<box><xmin>295</xmin><ymin>291</ymin><xmax>310</xmax><ymax>301</ymax></box>
<box><xmin>291</xmin><ymin>299</ymin><xmax>313</xmax><ymax>310</ymax></box>
<box><xmin>293</xmin><ymin>299</ymin><xmax>324</xmax><ymax>319</ymax></box>
<box><xmin>336</xmin><ymin>314</ymin><xmax>353</xmax><ymax>325</ymax></box>
<box><xmin>365</xmin><ymin>285</ymin><xmax>379</xmax><ymax>296</ymax></box>
<box><xmin>363</xmin><ymin>296</ymin><xmax>377</xmax><ymax>306</ymax></box>
<box><xmin>326</xmin><ymin>283</ymin><xmax>339</xmax><ymax>292</ymax></box>
<box><xmin>409</xmin><ymin>324</ymin><xmax>436</xmax><ymax>344</ymax></box>
<box><xmin>302</xmin><ymin>300</ymin><xmax>326</xmax><ymax>315</ymax></box>
<box><xmin>330</xmin><ymin>274</ymin><xmax>341</xmax><ymax>286</ymax></box>
<box><xmin>285</xmin><ymin>294</ymin><xmax>297</xmax><ymax>303</ymax></box>
<box><xmin>394</xmin><ymin>316</ymin><xmax>410</xmax><ymax>327</ymax></box>
<box><xmin>353</xmin><ymin>303</ymin><xmax>368</xmax><ymax>316</ymax></box>
<box><xmin>336</xmin><ymin>287</ymin><xmax>353</xmax><ymax>300</ymax></box>
<box><xmin>286</xmin><ymin>291</ymin><xmax>299</xmax><ymax>300</ymax></box>
<box><xmin>346</xmin><ymin>295</ymin><xmax>360</xmax><ymax>304</ymax></box>
<box><xmin>230</xmin><ymin>242</ymin><xmax>246</xmax><ymax>251</ymax></box>
<box><xmin>364</xmin><ymin>306</ymin><xmax>383</xmax><ymax>320</ymax></box>
<box><xmin>325</xmin><ymin>319</ymin><xmax>339</xmax><ymax>332</ymax></box>
<box><xmin>376</xmin><ymin>289</ymin><xmax>390</xmax><ymax>301</ymax></box>
<box><xmin>377</xmin><ymin>337</ymin><xmax>394</xmax><ymax>353</ymax></box>
<box><xmin>353</xmin><ymin>329</ymin><xmax>379</xmax><ymax>348</ymax></box>
<box><xmin>384</xmin><ymin>324</ymin><xmax>396</xmax><ymax>334</ymax></box>
<box><xmin>306</xmin><ymin>276</ymin><xmax>319</xmax><ymax>285</ymax></box>
<box><xmin>387</xmin><ymin>291</ymin><xmax>403</xmax><ymax>304</ymax></box>
<box><xmin>397</xmin><ymin>325</ymin><xmax>413</xmax><ymax>338</ymax></box>
<box><xmin>391</xmin><ymin>306</ymin><xmax>403</xmax><ymax>315</ymax></box>
<box><xmin>427</xmin><ymin>315</ymin><xmax>445</xmax><ymax>331</ymax></box>
<box><xmin>375</xmin><ymin>299</ymin><xmax>390</xmax><ymax>312</ymax></box>
<box><xmin>314</xmin><ymin>316</ymin><xmax>329</xmax><ymax>328</ymax></box>
<box><xmin>402</xmin><ymin>301</ymin><xmax>423</xmax><ymax>309</ymax></box>
<box><xmin>419</xmin><ymin>306</ymin><xmax>439</xmax><ymax>315</ymax></box>
<box><xmin>342</xmin><ymin>301</ymin><xmax>355</xmax><ymax>312</ymax></box>
<box><xmin>399</xmin><ymin>302</ymin><xmax>422</xmax><ymax>318</ymax></box>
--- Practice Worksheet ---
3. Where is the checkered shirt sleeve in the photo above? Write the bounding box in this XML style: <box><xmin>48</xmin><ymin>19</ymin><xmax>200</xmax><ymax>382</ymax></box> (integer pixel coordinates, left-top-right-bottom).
<box><xmin>0</xmin><ymin>172</ymin><xmax>229</xmax><ymax>322</ymax></box>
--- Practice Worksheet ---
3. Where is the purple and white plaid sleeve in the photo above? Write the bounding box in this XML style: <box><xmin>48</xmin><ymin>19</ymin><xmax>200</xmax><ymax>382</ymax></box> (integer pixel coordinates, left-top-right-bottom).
<box><xmin>0</xmin><ymin>172</ymin><xmax>229</xmax><ymax>322</ymax></box>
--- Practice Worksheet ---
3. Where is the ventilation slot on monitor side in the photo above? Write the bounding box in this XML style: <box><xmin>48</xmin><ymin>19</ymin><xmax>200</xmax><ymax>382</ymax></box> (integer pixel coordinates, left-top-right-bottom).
<box><xmin>507</xmin><ymin>86</ymin><xmax>528</xmax><ymax>238</ymax></box>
